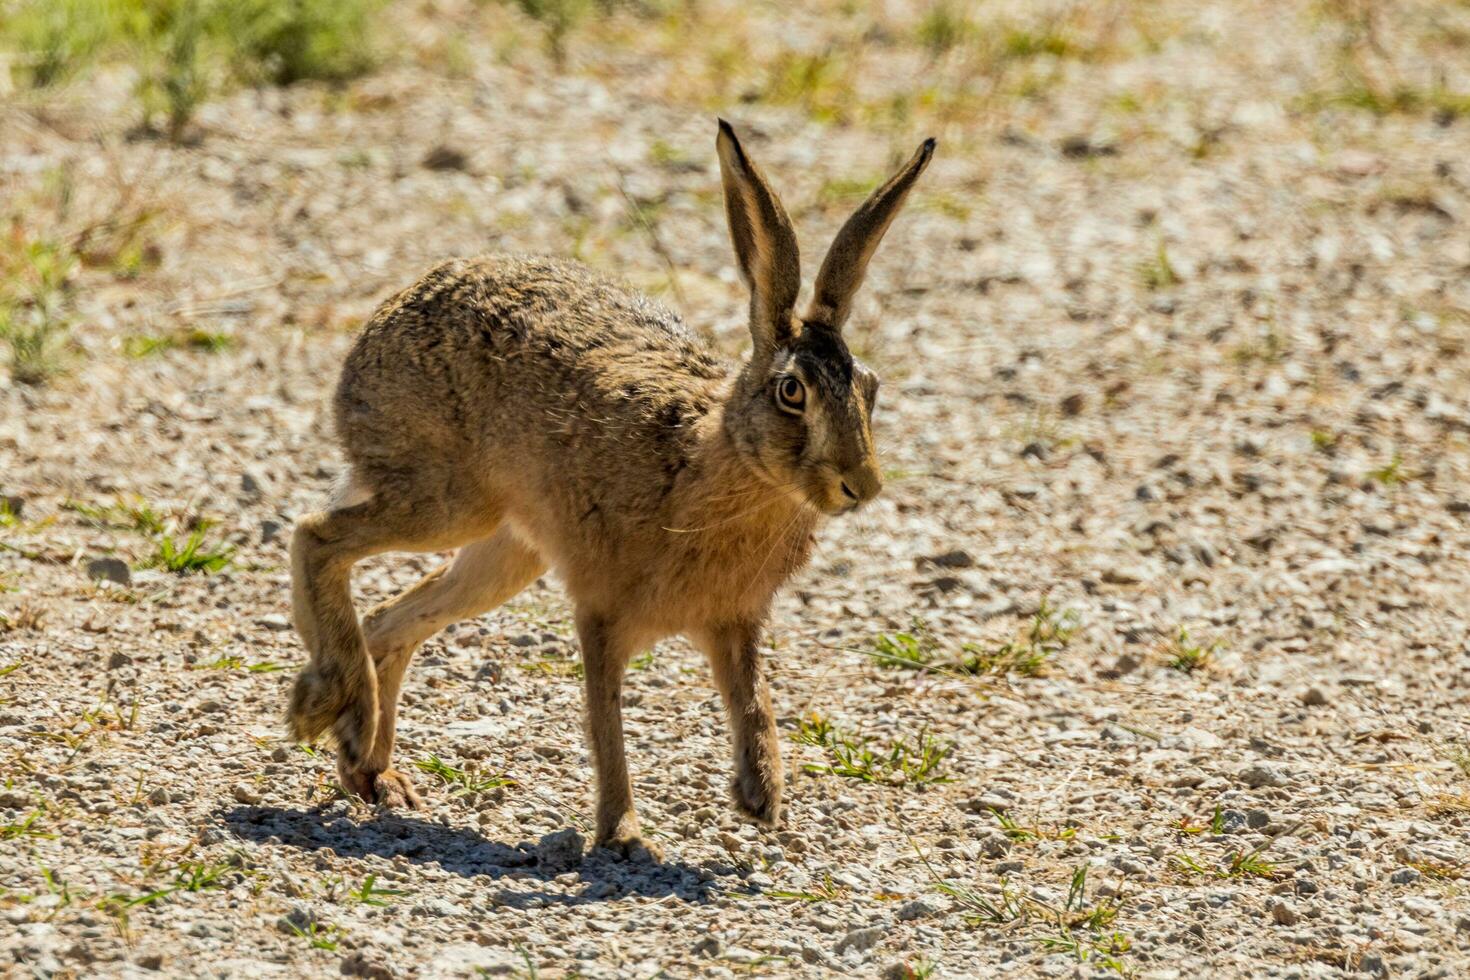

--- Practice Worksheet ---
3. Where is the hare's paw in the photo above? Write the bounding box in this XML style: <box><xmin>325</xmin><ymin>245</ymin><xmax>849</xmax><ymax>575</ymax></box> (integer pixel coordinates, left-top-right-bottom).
<box><xmin>287</xmin><ymin>666</ymin><xmax>378</xmax><ymax>770</ymax></box>
<box><xmin>370</xmin><ymin>770</ymin><xmax>423</xmax><ymax>809</ymax></box>
<box><xmin>730</xmin><ymin>747</ymin><xmax>783</xmax><ymax>826</ymax></box>
<box><xmin>595</xmin><ymin>815</ymin><xmax>663</xmax><ymax>863</ymax></box>
<box><xmin>597</xmin><ymin>832</ymin><xmax>663</xmax><ymax>864</ymax></box>
<box><xmin>339</xmin><ymin>765</ymin><xmax>423</xmax><ymax>809</ymax></box>
<box><xmin>286</xmin><ymin>667</ymin><xmax>338</xmax><ymax>744</ymax></box>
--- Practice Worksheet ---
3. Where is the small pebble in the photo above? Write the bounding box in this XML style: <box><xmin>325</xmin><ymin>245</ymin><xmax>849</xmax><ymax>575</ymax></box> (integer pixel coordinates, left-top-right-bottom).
<box><xmin>231</xmin><ymin>783</ymin><xmax>262</xmax><ymax>805</ymax></box>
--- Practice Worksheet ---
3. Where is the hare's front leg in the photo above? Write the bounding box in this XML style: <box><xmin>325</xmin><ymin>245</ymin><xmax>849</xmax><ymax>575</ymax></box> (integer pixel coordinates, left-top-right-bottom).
<box><xmin>695</xmin><ymin>621</ymin><xmax>783</xmax><ymax>825</ymax></box>
<box><xmin>576</xmin><ymin>611</ymin><xmax>661</xmax><ymax>862</ymax></box>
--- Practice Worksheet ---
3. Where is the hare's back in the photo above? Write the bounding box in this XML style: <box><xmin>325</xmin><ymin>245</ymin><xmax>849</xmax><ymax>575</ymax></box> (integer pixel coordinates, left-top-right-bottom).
<box><xmin>334</xmin><ymin>255</ymin><xmax>726</xmax><ymax>466</ymax></box>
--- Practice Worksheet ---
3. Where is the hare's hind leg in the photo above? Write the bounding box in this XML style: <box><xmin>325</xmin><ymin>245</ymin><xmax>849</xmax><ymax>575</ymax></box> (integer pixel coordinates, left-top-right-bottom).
<box><xmin>345</xmin><ymin>527</ymin><xmax>546</xmax><ymax>807</ymax></box>
<box><xmin>692</xmin><ymin>621</ymin><xmax>783</xmax><ymax>826</ymax></box>
<box><xmin>288</xmin><ymin>504</ymin><xmax>387</xmax><ymax>770</ymax></box>
<box><xmin>287</xmin><ymin>472</ymin><xmax>499</xmax><ymax>773</ymax></box>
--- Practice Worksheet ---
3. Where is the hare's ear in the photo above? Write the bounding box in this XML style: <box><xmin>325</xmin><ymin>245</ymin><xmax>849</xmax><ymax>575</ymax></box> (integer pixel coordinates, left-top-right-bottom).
<box><xmin>807</xmin><ymin>138</ymin><xmax>936</xmax><ymax>331</ymax></box>
<box><xmin>717</xmin><ymin>119</ymin><xmax>801</xmax><ymax>352</ymax></box>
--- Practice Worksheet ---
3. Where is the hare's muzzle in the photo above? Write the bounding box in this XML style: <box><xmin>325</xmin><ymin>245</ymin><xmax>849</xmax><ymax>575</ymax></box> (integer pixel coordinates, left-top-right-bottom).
<box><xmin>835</xmin><ymin>465</ymin><xmax>883</xmax><ymax>513</ymax></box>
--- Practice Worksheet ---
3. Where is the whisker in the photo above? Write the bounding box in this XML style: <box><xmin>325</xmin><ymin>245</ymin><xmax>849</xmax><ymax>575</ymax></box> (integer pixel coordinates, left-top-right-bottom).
<box><xmin>662</xmin><ymin>494</ymin><xmax>785</xmax><ymax>534</ymax></box>
<box><xmin>740</xmin><ymin>505</ymin><xmax>813</xmax><ymax>603</ymax></box>
<box><xmin>665</xmin><ymin>483</ymin><xmax>803</xmax><ymax>533</ymax></box>
<box><xmin>702</xmin><ymin>481</ymin><xmax>798</xmax><ymax>506</ymax></box>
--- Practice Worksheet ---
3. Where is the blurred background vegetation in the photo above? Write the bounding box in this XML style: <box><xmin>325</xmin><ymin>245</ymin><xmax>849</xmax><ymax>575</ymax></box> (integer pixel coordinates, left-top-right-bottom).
<box><xmin>2</xmin><ymin>0</ymin><xmax>1469</xmax><ymax>384</ymax></box>
<box><xmin>5</xmin><ymin>0</ymin><xmax>384</xmax><ymax>137</ymax></box>
<box><xmin>6</xmin><ymin>0</ymin><xmax>1468</xmax><ymax>145</ymax></box>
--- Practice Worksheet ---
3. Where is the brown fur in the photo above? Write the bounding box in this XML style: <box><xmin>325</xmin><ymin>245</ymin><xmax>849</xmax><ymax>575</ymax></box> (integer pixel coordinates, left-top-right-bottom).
<box><xmin>286</xmin><ymin>120</ymin><xmax>935</xmax><ymax>858</ymax></box>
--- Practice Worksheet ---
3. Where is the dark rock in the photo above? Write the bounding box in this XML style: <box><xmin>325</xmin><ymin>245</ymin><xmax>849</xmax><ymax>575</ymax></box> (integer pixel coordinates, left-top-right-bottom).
<box><xmin>340</xmin><ymin>951</ymin><xmax>396</xmax><ymax>979</ymax></box>
<box><xmin>422</xmin><ymin>145</ymin><xmax>469</xmax><ymax>171</ymax></box>
<box><xmin>917</xmin><ymin>549</ymin><xmax>974</xmax><ymax>570</ymax></box>
<box><xmin>535</xmin><ymin>828</ymin><xmax>584</xmax><ymax>871</ymax></box>
<box><xmin>918</xmin><ymin>575</ymin><xmax>963</xmax><ymax>594</ymax></box>
<box><xmin>1059</xmin><ymin>135</ymin><xmax>1117</xmax><ymax>159</ymax></box>
<box><xmin>86</xmin><ymin>557</ymin><xmax>132</xmax><ymax>586</ymax></box>
<box><xmin>1239</xmin><ymin>763</ymin><xmax>1288</xmax><ymax>788</ymax></box>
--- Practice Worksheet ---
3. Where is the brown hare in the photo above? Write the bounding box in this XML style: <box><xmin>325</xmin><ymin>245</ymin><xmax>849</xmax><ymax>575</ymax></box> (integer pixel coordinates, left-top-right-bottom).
<box><xmin>287</xmin><ymin>119</ymin><xmax>935</xmax><ymax>860</ymax></box>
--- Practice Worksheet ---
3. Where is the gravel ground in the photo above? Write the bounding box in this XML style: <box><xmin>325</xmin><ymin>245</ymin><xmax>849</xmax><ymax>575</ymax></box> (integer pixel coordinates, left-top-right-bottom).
<box><xmin>4</xmin><ymin>1</ymin><xmax>1470</xmax><ymax>977</ymax></box>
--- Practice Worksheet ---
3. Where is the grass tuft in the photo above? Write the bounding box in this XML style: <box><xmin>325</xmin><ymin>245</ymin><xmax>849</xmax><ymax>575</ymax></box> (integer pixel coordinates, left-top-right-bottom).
<box><xmin>413</xmin><ymin>754</ymin><xmax>515</xmax><ymax>797</ymax></box>
<box><xmin>873</xmin><ymin>624</ymin><xmax>937</xmax><ymax>670</ymax></box>
<box><xmin>894</xmin><ymin>956</ymin><xmax>937</xmax><ymax>980</ymax></box>
<box><xmin>144</xmin><ymin>526</ymin><xmax>232</xmax><ymax>574</ymax></box>
<box><xmin>0</xmin><ymin>237</ymin><xmax>76</xmax><ymax>385</ymax></box>
<box><xmin>1176</xmin><ymin>804</ymin><xmax>1227</xmax><ymax>835</ymax></box>
<box><xmin>122</xmin><ymin>328</ymin><xmax>234</xmax><ymax>357</ymax></box>
<box><xmin>1164</xmin><ymin>627</ymin><xmax>1218</xmax><ymax>673</ymax></box>
<box><xmin>768</xmin><ymin>873</ymin><xmax>848</xmax><ymax>904</ymax></box>
<box><xmin>794</xmin><ymin>714</ymin><xmax>951</xmax><ymax>787</ymax></box>
<box><xmin>190</xmin><ymin>654</ymin><xmax>286</xmax><ymax>673</ymax></box>
<box><xmin>1</xmin><ymin>811</ymin><xmax>56</xmax><ymax>841</ymax></box>
<box><xmin>991</xmin><ymin>808</ymin><xmax>1078</xmax><ymax>843</ymax></box>
<box><xmin>1002</xmin><ymin>27</ymin><xmax>1077</xmax><ymax>60</ymax></box>
<box><xmin>865</xmin><ymin>603</ymin><xmax>1077</xmax><ymax>680</ymax></box>
<box><xmin>3</xmin><ymin>0</ymin><xmax>113</xmax><ymax>87</ymax></box>
<box><xmin>1172</xmin><ymin>847</ymin><xmax>1280</xmax><ymax>880</ymax></box>
<box><xmin>1367</xmin><ymin>455</ymin><xmax>1408</xmax><ymax>486</ymax></box>
<box><xmin>916</xmin><ymin>1</ymin><xmax>972</xmax><ymax>56</ymax></box>
<box><xmin>64</xmin><ymin>496</ymin><xmax>168</xmax><ymax>535</ymax></box>
<box><xmin>286</xmin><ymin>919</ymin><xmax>341</xmax><ymax>951</ymax></box>
<box><xmin>100</xmin><ymin>851</ymin><xmax>258</xmax><ymax>935</ymax></box>
<box><xmin>1137</xmin><ymin>237</ymin><xmax>1179</xmax><ymax>291</ymax></box>
<box><xmin>1440</xmin><ymin>741</ymin><xmax>1470</xmax><ymax>780</ymax></box>
<box><xmin>228</xmin><ymin>0</ymin><xmax>385</xmax><ymax>85</ymax></box>
<box><xmin>346</xmin><ymin>873</ymin><xmax>408</xmax><ymax>906</ymax></box>
<box><xmin>4</xmin><ymin>0</ymin><xmax>387</xmax><ymax>140</ymax></box>
<box><xmin>497</xmin><ymin>0</ymin><xmax>591</xmax><ymax>65</ymax></box>
<box><xmin>960</xmin><ymin>599</ymin><xmax>1077</xmax><ymax>677</ymax></box>
<box><xmin>922</xmin><ymin>848</ymin><xmax>1131</xmax><ymax>976</ymax></box>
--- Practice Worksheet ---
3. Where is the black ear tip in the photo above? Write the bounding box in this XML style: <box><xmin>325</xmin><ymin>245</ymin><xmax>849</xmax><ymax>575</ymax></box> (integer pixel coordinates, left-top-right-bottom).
<box><xmin>921</xmin><ymin>137</ymin><xmax>938</xmax><ymax>155</ymax></box>
<box><xmin>717</xmin><ymin>119</ymin><xmax>749</xmax><ymax>165</ymax></box>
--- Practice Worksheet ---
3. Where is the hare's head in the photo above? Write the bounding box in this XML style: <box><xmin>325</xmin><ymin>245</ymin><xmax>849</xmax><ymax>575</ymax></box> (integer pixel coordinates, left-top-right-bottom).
<box><xmin>715</xmin><ymin>119</ymin><xmax>935</xmax><ymax>516</ymax></box>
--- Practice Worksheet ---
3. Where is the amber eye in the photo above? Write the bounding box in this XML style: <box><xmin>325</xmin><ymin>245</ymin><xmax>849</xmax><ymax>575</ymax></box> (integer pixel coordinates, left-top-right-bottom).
<box><xmin>776</xmin><ymin>376</ymin><xmax>806</xmax><ymax>414</ymax></box>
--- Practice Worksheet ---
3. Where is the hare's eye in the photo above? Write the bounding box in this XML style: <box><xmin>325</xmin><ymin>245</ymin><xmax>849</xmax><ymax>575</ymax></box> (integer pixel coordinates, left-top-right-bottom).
<box><xmin>776</xmin><ymin>376</ymin><xmax>806</xmax><ymax>414</ymax></box>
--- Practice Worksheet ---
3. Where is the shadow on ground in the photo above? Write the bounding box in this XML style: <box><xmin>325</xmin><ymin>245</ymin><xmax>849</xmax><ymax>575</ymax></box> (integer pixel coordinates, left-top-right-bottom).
<box><xmin>221</xmin><ymin>805</ymin><xmax>749</xmax><ymax>907</ymax></box>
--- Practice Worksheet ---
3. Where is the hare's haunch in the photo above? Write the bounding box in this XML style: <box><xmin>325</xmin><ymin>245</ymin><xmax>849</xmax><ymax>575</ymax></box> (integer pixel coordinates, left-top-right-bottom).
<box><xmin>287</xmin><ymin>120</ymin><xmax>935</xmax><ymax>859</ymax></box>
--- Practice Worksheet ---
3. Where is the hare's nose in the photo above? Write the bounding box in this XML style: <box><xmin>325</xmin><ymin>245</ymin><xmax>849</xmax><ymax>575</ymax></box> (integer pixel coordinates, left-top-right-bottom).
<box><xmin>839</xmin><ymin>467</ymin><xmax>883</xmax><ymax>507</ymax></box>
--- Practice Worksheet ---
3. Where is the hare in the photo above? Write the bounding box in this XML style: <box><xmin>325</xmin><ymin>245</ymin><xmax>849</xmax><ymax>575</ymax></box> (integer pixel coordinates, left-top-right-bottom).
<box><xmin>286</xmin><ymin>119</ymin><xmax>935</xmax><ymax>859</ymax></box>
